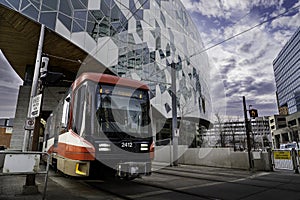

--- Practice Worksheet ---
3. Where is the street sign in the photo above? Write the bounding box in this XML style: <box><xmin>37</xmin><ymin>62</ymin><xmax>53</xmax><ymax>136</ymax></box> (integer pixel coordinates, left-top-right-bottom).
<box><xmin>274</xmin><ymin>151</ymin><xmax>291</xmax><ymax>160</ymax></box>
<box><xmin>31</xmin><ymin>94</ymin><xmax>42</xmax><ymax>118</ymax></box>
<box><xmin>24</xmin><ymin>118</ymin><xmax>35</xmax><ymax>130</ymax></box>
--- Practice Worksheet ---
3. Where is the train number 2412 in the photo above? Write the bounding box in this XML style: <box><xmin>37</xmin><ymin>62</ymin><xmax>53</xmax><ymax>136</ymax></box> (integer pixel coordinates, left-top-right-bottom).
<box><xmin>121</xmin><ymin>142</ymin><xmax>133</xmax><ymax>148</ymax></box>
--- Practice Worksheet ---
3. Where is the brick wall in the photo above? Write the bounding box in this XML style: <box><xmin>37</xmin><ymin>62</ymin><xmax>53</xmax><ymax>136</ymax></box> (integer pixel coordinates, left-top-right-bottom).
<box><xmin>0</xmin><ymin>127</ymin><xmax>12</xmax><ymax>148</ymax></box>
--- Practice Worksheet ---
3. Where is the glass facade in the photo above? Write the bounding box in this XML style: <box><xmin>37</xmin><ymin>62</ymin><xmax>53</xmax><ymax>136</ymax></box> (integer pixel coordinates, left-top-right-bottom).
<box><xmin>273</xmin><ymin>27</ymin><xmax>300</xmax><ymax>114</ymax></box>
<box><xmin>0</xmin><ymin>0</ymin><xmax>212</xmax><ymax>124</ymax></box>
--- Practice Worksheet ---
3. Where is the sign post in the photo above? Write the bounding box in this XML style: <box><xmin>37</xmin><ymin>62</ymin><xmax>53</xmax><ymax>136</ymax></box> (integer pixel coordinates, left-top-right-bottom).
<box><xmin>243</xmin><ymin>96</ymin><xmax>253</xmax><ymax>170</ymax></box>
<box><xmin>23</xmin><ymin>24</ymin><xmax>45</xmax><ymax>194</ymax></box>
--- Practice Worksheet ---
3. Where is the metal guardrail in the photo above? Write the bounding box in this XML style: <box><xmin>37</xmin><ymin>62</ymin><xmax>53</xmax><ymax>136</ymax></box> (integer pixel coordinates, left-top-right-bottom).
<box><xmin>0</xmin><ymin>151</ymin><xmax>50</xmax><ymax>200</ymax></box>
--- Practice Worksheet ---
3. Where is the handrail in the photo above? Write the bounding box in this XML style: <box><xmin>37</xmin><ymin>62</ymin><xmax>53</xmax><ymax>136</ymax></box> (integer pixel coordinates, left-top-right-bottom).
<box><xmin>0</xmin><ymin>151</ymin><xmax>50</xmax><ymax>200</ymax></box>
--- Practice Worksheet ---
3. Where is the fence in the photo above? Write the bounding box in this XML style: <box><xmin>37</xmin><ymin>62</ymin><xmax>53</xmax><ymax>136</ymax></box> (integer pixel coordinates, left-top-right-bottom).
<box><xmin>272</xmin><ymin>149</ymin><xmax>299</xmax><ymax>173</ymax></box>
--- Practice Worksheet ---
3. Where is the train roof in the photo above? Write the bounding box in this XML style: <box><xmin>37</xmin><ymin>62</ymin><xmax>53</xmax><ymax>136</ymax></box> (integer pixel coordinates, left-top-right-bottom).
<box><xmin>72</xmin><ymin>72</ymin><xmax>149</xmax><ymax>91</ymax></box>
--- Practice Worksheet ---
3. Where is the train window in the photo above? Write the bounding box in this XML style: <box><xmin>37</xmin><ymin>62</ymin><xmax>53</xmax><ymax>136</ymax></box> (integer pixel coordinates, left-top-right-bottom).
<box><xmin>61</xmin><ymin>94</ymin><xmax>70</xmax><ymax>128</ymax></box>
<box><xmin>73</xmin><ymin>85</ymin><xmax>86</xmax><ymax>135</ymax></box>
<box><xmin>95</xmin><ymin>84</ymin><xmax>150</xmax><ymax>137</ymax></box>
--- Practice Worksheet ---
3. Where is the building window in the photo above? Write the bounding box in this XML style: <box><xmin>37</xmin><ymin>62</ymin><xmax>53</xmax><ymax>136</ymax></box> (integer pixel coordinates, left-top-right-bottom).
<box><xmin>278</xmin><ymin>124</ymin><xmax>287</xmax><ymax>128</ymax></box>
<box><xmin>271</xmin><ymin>125</ymin><xmax>275</xmax><ymax>130</ymax></box>
<box><xmin>278</xmin><ymin>118</ymin><xmax>286</xmax><ymax>122</ymax></box>
<box><xmin>288</xmin><ymin>119</ymin><xmax>296</xmax><ymax>126</ymax></box>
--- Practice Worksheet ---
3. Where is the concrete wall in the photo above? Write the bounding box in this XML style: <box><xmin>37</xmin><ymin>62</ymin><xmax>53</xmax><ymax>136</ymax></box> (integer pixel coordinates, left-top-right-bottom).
<box><xmin>11</xmin><ymin>86</ymin><xmax>31</xmax><ymax>150</ymax></box>
<box><xmin>11</xmin><ymin>85</ymin><xmax>68</xmax><ymax>150</ymax></box>
<box><xmin>154</xmin><ymin>146</ymin><xmax>273</xmax><ymax>171</ymax></box>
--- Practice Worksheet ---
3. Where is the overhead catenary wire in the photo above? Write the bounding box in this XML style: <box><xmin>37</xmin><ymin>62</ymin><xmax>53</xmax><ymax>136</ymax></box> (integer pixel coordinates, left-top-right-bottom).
<box><xmin>194</xmin><ymin>4</ymin><xmax>300</xmax><ymax>57</ymax></box>
<box><xmin>204</xmin><ymin>11</ymin><xmax>252</xmax><ymax>47</ymax></box>
<box><xmin>146</xmin><ymin>4</ymin><xmax>300</xmax><ymax>79</ymax></box>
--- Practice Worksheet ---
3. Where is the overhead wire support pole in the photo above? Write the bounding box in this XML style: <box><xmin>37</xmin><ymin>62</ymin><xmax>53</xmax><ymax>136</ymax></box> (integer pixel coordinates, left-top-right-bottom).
<box><xmin>171</xmin><ymin>62</ymin><xmax>178</xmax><ymax>166</ymax></box>
<box><xmin>23</xmin><ymin>24</ymin><xmax>45</xmax><ymax>193</ymax></box>
<box><xmin>243</xmin><ymin>96</ymin><xmax>253</xmax><ymax>170</ymax></box>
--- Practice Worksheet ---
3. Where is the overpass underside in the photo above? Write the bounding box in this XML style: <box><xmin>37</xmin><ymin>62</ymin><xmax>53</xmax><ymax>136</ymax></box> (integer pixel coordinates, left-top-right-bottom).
<box><xmin>0</xmin><ymin>5</ymin><xmax>112</xmax><ymax>149</ymax></box>
<box><xmin>0</xmin><ymin>4</ymin><xmax>111</xmax><ymax>84</ymax></box>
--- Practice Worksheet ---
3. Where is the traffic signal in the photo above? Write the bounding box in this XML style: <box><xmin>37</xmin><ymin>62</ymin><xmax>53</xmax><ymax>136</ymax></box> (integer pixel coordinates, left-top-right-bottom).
<box><xmin>249</xmin><ymin>109</ymin><xmax>258</xmax><ymax>118</ymax></box>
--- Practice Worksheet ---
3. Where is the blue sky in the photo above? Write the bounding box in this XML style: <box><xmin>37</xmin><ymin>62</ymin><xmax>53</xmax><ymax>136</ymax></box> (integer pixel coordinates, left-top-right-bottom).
<box><xmin>0</xmin><ymin>0</ymin><xmax>300</xmax><ymax>119</ymax></box>
<box><xmin>181</xmin><ymin>0</ymin><xmax>300</xmax><ymax>118</ymax></box>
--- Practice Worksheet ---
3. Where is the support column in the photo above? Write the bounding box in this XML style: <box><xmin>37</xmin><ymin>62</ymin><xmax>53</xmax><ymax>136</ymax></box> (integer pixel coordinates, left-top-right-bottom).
<box><xmin>171</xmin><ymin>62</ymin><xmax>178</xmax><ymax>166</ymax></box>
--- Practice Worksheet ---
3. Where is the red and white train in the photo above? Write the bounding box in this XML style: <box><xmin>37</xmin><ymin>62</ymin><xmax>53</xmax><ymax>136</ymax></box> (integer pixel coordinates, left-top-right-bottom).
<box><xmin>43</xmin><ymin>72</ymin><xmax>154</xmax><ymax>179</ymax></box>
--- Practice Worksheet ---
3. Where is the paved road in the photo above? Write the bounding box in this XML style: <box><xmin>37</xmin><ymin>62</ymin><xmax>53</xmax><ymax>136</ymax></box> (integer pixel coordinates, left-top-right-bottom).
<box><xmin>82</xmin><ymin>164</ymin><xmax>300</xmax><ymax>200</ymax></box>
<box><xmin>1</xmin><ymin>164</ymin><xmax>300</xmax><ymax>199</ymax></box>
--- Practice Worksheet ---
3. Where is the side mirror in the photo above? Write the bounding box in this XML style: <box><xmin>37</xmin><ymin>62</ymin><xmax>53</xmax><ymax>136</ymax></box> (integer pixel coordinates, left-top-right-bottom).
<box><xmin>65</xmin><ymin>96</ymin><xmax>71</xmax><ymax>102</ymax></box>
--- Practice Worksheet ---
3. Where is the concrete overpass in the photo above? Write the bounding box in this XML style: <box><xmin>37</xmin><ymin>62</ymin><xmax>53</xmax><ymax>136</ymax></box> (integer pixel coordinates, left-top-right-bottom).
<box><xmin>0</xmin><ymin>5</ymin><xmax>113</xmax><ymax>149</ymax></box>
<box><xmin>0</xmin><ymin>4</ymin><xmax>111</xmax><ymax>83</ymax></box>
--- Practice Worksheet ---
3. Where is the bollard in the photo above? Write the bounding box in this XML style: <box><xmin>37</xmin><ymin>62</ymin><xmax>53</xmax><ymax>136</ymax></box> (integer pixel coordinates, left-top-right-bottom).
<box><xmin>292</xmin><ymin>148</ymin><xmax>299</xmax><ymax>174</ymax></box>
<box><xmin>267</xmin><ymin>148</ymin><xmax>274</xmax><ymax>171</ymax></box>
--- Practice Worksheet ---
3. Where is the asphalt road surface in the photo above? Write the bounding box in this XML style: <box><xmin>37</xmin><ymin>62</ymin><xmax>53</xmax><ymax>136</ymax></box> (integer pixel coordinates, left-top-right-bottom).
<box><xmin>47</xmin><ymin>164</ymin><xmax>300</xmax><ymax>200</ymax></box>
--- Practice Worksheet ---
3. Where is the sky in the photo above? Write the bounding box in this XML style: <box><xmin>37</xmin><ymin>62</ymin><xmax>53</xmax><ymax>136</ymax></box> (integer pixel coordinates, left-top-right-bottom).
<box><xmin>0</xmin><ymin>50</ymin><xmax>23</xmax><ymax>118</ymax></box>
<box><xmin>0</xmin><ymin>0</ymin><xmax>300</xmax><ymax>119</ymax></box>
<box><xmin>181</xmin><ymin>0</ymin><xmax>300</xmax><ymax>119</ymax></box>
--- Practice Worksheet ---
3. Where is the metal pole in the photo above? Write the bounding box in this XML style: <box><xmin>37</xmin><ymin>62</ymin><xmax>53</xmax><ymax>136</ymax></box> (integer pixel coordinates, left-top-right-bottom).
<box><xmin>243</xmin><ymin>96</ymin><xmax>253</xmax><ymax>170</ymax></box>
<box><xmin>169</xmin><ymin>138</ymin><xmax>172</xmax><ymax>166</ymax></box>
<box><xmin>23</xmin><ymin>24</ymin><xmax>45</xmax><ymax>192</ymax></box>
<box><xmin>171</xmin><ymin>62</ymin><xmax>178</xmax><ymax>166</ymax></box>
<box><xmin>23</xmin><ymin>24</ymin><xmax>45</xmax><ymax>151</ymax></box>
<box><xmin>292</xmin><ymin>148</ymin><xmax>299</xmax><ymax>174</ymax></box>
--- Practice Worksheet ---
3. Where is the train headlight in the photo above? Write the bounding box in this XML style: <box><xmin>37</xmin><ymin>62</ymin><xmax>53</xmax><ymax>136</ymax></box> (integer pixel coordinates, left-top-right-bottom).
<box><xmin>140</xmin><ymin>143</ymin><xmax>148</xmax><ymax>151</ymax></box>
<box><xmin>99</xmin><ymin>143</ymin><xmax>111</xmax><ymax>151</ymax></box>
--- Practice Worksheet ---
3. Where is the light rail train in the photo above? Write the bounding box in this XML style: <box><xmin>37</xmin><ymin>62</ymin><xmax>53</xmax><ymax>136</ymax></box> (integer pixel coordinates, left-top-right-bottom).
<box><xmin>43</xmin><ymin>72</ymin><xmax>154</xmax><ymax>179</ymax></box>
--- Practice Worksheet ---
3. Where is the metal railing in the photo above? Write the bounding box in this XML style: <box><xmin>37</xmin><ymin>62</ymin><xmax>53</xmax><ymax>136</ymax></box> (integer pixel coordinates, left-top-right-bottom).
<box><xmin>0</xmin><ymin>151</ymin><xmax>50</xmax><ymax>200</ymax></box>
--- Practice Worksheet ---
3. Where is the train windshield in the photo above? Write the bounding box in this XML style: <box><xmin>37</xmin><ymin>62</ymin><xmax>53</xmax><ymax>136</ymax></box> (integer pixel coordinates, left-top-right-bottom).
<box><xmin>95</xmin><ymin>84</ymin><xmax>150</xmax><ymax>137</ymax></box>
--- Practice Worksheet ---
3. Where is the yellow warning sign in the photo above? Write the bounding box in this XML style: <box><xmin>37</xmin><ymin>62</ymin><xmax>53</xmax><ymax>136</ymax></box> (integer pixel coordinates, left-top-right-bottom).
<box><xmin>274</xmin><ymin>151</ymin><xmax>291</xmax><ymax>160</ymax></box>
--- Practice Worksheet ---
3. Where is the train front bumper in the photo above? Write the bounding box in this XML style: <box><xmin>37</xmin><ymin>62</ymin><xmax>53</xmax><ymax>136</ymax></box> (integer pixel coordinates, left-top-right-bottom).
<box><xmin>116</xmin><ymin>162</ymin><xmax>151</xmax><ymax>178</ymax></box>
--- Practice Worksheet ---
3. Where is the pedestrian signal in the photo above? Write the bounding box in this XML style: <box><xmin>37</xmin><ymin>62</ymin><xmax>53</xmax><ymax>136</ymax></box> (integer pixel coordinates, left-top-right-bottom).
<box><xmin>249</xmin><ymin>109</ymin><xmax>258</xmax><ymax>118</ymax></box>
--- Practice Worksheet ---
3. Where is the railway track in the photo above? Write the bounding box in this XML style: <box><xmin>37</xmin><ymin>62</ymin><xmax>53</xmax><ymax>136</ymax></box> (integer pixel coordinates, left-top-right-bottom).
<box><xmin>84</xmin><ymin>178</ymin><xmax>222</xmax><ymax>200</ymax></box>
<box><xmin>49</xmin><ymin>165</ymin><xmax>300</xmax><ymax>200</ymax></box>
<box><xmin>149</xmin><ymin>165</ymin><xmax>300</xmax><ymax>193</ymax></box>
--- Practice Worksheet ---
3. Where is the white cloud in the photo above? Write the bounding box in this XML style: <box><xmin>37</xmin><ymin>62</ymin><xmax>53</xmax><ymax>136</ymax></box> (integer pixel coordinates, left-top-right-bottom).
<box><xmin>204</xmin><ymin>25</ymin><xmax>283</xmax><ymax>116</ymax></box>
<box><xmin>181</xmin><ymin>0</ymin><xmax>286</xmax><ymax>20</ymax></box>
<box><xmin>0</xmin><ymin>50</ymin><xmax>23</xmax><ymax>118</ymax></box>
<box><xmin>0</xmin><ymin>85</ymin><xmax>19</xmax><ymax>118</ymax></box>
<box><xmin>0</xmin><ymin>50</ymin><xmax>23</xmax><ymax>86</ymax></box>
<box><xmin>271</xmin><ymin>10</ymin><xmax>300</xmax><ymax>30</ymax></box>
<box><xmin>182</xmin><ymin>0</ymin><xmax>300</xmax><ymax>116</ymax></box>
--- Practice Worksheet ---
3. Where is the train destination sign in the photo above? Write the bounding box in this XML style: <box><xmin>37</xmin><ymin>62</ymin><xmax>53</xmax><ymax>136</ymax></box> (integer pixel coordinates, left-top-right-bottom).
<box><xmin>31</xmin><ymin>94</ymin><xmax>42</xmax><ymax>118</ymax></box>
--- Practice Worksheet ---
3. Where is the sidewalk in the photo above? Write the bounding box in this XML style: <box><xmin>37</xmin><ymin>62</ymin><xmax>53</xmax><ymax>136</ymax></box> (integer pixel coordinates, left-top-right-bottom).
<box><xmin>0</xmin><ymin>172</ymin><xmax>88</xmax><ymax>200</ymax></box>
